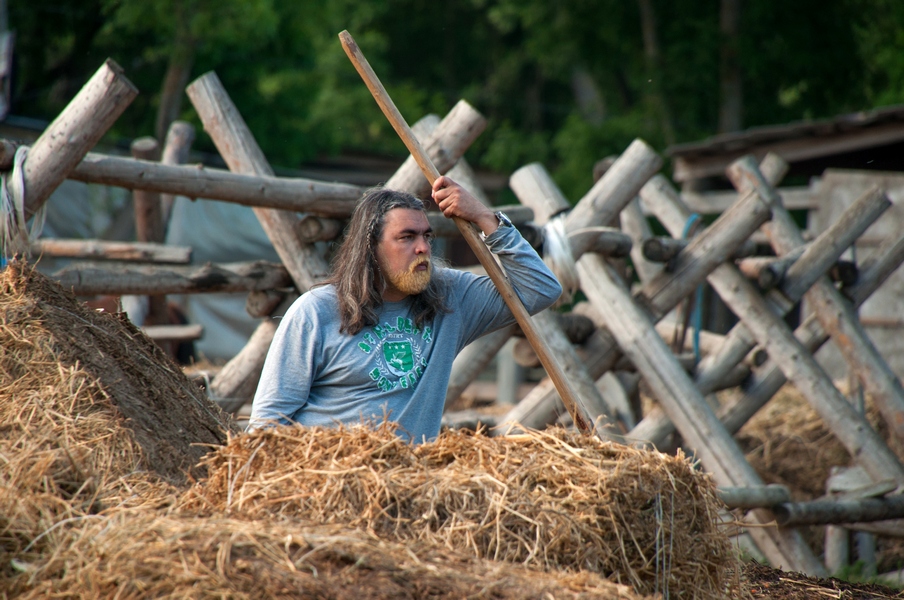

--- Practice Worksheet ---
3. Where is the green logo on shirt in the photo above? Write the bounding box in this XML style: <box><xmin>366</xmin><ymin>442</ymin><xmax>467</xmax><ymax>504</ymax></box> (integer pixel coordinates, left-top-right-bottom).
<box><xmin>359</xmin><ymin>317</ymin><xmax>431</xmax><ymax>393</ymax></box>
<box><xmin>383</xmin><ymin>340</ymin><xmax>414</xmax><ymax>376</ymax></box>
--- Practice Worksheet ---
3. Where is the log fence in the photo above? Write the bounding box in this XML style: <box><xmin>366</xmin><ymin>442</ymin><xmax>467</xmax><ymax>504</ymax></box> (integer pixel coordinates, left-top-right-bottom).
<box><xmin>14</xmin><ymin>56</ymin><xmax>904</xmax><ymax>578</ymax></box>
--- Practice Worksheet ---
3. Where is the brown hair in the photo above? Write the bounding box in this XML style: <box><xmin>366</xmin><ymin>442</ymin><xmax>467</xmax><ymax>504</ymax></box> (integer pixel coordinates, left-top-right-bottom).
<box><xmin>323</xmin><ymin>187</ymin><xmax>449</xmax><ymax>335</ymax></box>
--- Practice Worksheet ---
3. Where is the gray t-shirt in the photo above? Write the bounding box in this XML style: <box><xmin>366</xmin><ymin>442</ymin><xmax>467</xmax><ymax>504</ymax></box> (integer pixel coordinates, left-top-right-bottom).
<box><xmin>249</xmin><ymin>224</ymin><xmax>562</xmax><ymax>442</ymax></box>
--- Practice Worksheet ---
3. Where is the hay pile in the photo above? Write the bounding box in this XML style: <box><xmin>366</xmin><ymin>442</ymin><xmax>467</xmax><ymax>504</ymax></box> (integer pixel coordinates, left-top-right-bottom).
<box><xmin>8</xmin><ymin>510</ymin><xmax>648</xmax><ymax>599</ymax></box>
<box><xmin>183</xmin><ymin>423</ymin><xmax>733</xmax><ymax>598</ymax></box>
<box><xmin>0</xmin><ymin>261</ymin><xmax>236</xmax><ymax>587</ymax></box>
<box><xmin>0</xmin><ymin>261</ymin><xmax>730</xmax><ymax>598</ymax></box>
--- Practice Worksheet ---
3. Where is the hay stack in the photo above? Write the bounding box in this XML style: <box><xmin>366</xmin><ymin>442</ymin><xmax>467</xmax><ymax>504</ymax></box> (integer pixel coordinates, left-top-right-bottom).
<box><xmin>183</xmin><ymin>423</ymin><xmax>732</xmax><ymax>598</ymax></box>
<box><xmin>0</xmin><ymin>261</ymin><xmax>237</xmax><ymax>575</ymax></box>
<box><xmin>8</xmin><ymin>509</ymin><xmax>649</xmax><ymax>599</ymax></box>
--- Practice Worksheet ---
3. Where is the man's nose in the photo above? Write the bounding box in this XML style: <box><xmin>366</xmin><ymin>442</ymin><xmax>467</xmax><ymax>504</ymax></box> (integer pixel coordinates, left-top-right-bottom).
<box><xmin>415</xmin><ymin>236</ymin><xmax>430</xmax><ymax>254</ymax></box>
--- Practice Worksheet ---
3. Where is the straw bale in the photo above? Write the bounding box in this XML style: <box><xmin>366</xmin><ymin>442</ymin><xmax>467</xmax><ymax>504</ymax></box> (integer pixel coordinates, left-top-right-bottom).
<box><xmin>7</xmin><ymin>509</ymin><xmax>650</xmax><ymax>599</ymax></box>
<box><xmin>182</xmin><ymin>423</ymin><xmax>732</xmax><ymax>598</ymax></box>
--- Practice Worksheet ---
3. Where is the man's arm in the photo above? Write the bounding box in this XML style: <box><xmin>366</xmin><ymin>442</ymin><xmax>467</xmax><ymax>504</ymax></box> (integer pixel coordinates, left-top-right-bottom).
<box><xmin>247</xmin><ymin>297</ymin><xmax>318</xmax><ymax>430</ymax></box>
<box><xmin>432</xmin><ymin>177</ymin><xmax>562</xmax><ymax>345</ymax></box>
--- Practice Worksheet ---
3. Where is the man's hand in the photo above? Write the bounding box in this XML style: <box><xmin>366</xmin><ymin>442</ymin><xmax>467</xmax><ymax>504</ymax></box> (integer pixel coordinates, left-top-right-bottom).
<box><xmin>431</xmin><ymin>176</ymin><xmax>499</xmax><ymax>235</ymax></box>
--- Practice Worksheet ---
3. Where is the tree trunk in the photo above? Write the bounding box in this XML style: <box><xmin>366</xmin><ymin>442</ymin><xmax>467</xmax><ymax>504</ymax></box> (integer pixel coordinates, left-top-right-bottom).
<box><xmin>718</xmin><ymin>0</ymin><xmax>743</xmax><ymax>133</ymax></box>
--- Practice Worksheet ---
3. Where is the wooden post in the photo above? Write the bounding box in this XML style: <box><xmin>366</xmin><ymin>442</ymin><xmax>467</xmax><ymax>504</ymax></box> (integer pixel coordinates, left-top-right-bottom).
<box><xmin>643</xmin><ymin>173</ymin><xmax>904</xmax><ymax>486</ymax></box>
<box><xmin>577</xmin><ymin>253</ymin><xmax>825</xmax><ymax>576</ymax></box>
<box><xmin>445</xmin><ymin>325</ymin><xmax>517</xmax><ymax>409</ymax></box>
<box><xmin>631</xmin><ymin>181</ymin><xmax>890</xmax><ymax>447</ymax></box>
<box><xmin>500</xmin><ymin>181</ymin><xmax>773</xmax><ymax>432</ymax></box>
<box><xmin>719</xmin><ymin>231</ymin><xmax>904</xmax><ymax>435</ymax></box>
<box><xmin>620</xmin><ymin>197</ymin><xmax>664</xmax><ymax>284</ymax></box>
<box><xmin>23</xmin><ymin>59</ymin><xmax>138</xmax><ymax>220</ymax></box>
<box><xmin>160</xmin><ymin>120</ymin><xmax>195</xmax><ymax>225</ymax></box>
<box><xmin>187</xmin><ymin>71</ymin><xmax>329</xmax><ymax>293</ymax></box>
<box><xmin>210</xmin><ymin>318</ymin><xmax>279</xmax><ymax>413</ymax></box>
<box><xmin>728</xmin><ymin>156</ymin><xmax>904</xmax><ymax>443</ymax></box>
<box><xmin>383</xmin><ymin>100</ymin><xmax>487</xmax><ymax>199</ymax></box>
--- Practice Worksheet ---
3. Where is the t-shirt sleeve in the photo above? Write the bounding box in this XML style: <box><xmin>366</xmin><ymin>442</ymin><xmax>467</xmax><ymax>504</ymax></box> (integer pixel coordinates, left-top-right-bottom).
<box><xmin>452</xmin><ymin>224</ymin><xmax>562</xmax><ymax>347</ymax></box>
<box><xmin>247</xmin><ymin>294</ymin><xmax>321</xmax><ymax>429</ymax></box>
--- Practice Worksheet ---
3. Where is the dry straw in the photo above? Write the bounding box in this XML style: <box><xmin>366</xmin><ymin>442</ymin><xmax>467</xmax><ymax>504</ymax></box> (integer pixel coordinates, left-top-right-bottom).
<box><xmin>0</xmin><ymin>262</ymin><xmax>230</xmax><ymax>579</ymax></box>
<box><xmin>8</xmin><ymin>510</ymin><xmax>648</xmax><ymax>599</ymax></box>
<box><xmin>183</xmin><ymin>423</ymin><xmax>732</xmax><ymax>598</ymax></box>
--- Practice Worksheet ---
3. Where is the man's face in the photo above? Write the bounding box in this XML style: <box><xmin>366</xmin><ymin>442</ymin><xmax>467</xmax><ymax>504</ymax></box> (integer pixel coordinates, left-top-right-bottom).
<box><xmin>375</xmin><ymin>208</ymin><xmax>433</xmax><ymax>301</ymax></box>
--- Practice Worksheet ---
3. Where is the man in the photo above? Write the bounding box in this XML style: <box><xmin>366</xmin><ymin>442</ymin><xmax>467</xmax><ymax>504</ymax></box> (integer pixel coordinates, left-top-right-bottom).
<box><xmin>249</xmin><ymin>176</ymin><xmax>562</xmax><ymax>442</ymax></box>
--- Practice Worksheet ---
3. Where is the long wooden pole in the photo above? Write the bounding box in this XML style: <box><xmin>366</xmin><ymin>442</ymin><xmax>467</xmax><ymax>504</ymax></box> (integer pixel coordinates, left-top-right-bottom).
<box><xmin>339</xmin><ymin>30</ymin><xmax>592</xmax><ymax>433</ymax></box>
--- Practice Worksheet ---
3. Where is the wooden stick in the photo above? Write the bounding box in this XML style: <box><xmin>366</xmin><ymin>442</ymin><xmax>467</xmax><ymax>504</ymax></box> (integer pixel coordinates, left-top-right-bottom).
<box><xmin>160</xmin><ymin>120</ymin><xmax>196</xmax><ymax>225</ymax></box>
<box><xmin>210</xmin><ymin>318</ymin><xmax>279</xmax><ymax>414</ymax></box>
<box><xmin>717</xmin><ymin>484</ymin><xmax>791</xmax><ymax>509</ymax></box>
<box><xmin>339</xmin><ymin>30</ymin><xmax>593</xmax><ymax>433</ymax></box>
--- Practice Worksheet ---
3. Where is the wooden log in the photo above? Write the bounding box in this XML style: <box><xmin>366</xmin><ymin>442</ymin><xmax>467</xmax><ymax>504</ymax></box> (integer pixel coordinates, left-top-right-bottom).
<box><xmin>295</xmin><ymin>215</ymin><xmax>344</xmax><ymax>243</ymax></box>
<box><xmin>577</xmin><ymin>253</ymin><xmax>825</xmax><ymax>575</ymax></box>
<box><xmin>736</xmin><ymin>250</ymin><xmax>801</xmax><ymax>290</ymax></box>
<box><xmin>245</xmin><ymin>289</ymin><xmax>294</xmax><ymax>318</ymax></box>
<box><xmin>717</xmin><ymin>484</ymin><xmax>791</xmax><ymax>509</ymax></box>
<box><xmin>411</xmin><ymin>113</ymin><xmax>491</xmax><ymax>205</ymax></box>
<box><xmin>445</xmin><ymin>325</ymin><xmax>517</xmax><ymax>409</ymax></box>
<box><xmin>646</xmin><ymin>172</ymin><xmax>904</xmax><ymax>485</ymax></box>
<box><xmin>567</xmin><ymin>227</ymin><xmax>632</xmax><ymax>259</ymax></box>
<box><xmin>210</xmin><ymin>318</ymin><xmax>279</xmax><ymax>414</ymax></box>
<box><xmin>53</xmin><ymin>260</ymin><xmax>292</xmax><ymax>296</ymax></box>
<box><xmin>129</xmin><ymin>136</ymin><xmax>168</xmax><ymax>328</ymax></box>
<box><xmin>719</xmin><ymin>231</ymin><xmax>904</xmax><ymax>436</ymax></box>
<box><xmin>500</xmin><ymin>184</ymin><xmax>773</xmax><ymax>433</ymax></box>
<box><xmin>774</xmin><ymin>495</ymin><xmax>904</xmax><ymax>527</ymax></box>
<box><xmin>186</xmin><ymin>71</ymin><xmax>330</xmax><ymax>293</ymax></box>
<box><xmin>566</xmin><ymin>140</ymin><xmax>663</xmax><ymax>252</ymax></box>
<box><xmin>728</xmin><ymin>156</ymin><xmax>904</xmax><ymax>443</ymax></box>
<box><xmin>630</xmin><ymin>171</ymin><xmax>888</xmax><ymax>448</ymax></box>
<box><xmin>23</xmin><ymin>59</ymin><xmax>138</xmax><ymax>220</ymax></box>
<box><xmin>160</xmin><ymin>120</ymin><xmax>196</xmax><ymax>224</ymax></box>
<box><xmin>53</xmin><ymin>148</ymin><xmax>364</xmax><ymax>216</ymax></box>
<box><xmin>501</xmin><ymin>150</ymin><xmax>661</xmax><ymax>433</ymax></box>
<box><xmin>643</xmin><ymin>236</ymin><xmax>758</xmax><ymax>264</ymax></box>
<box><xmin>512</xmin><ymin>312</ymin><xmax>596</xmax><ymax>343</ymax></box>
<box><xmin>130</xmin><ymin>137</ymin><xmax>164</xmax><ymax>244</ymax></box>
<box><xmin>141</xmin><ymin>323</ymin><xmax>203</xmax><ymax>342</ymax></box>
<box><xmin>29</xmin><ymin>239</ymin><xmax>191</xmax><ymax>263</ymax></box>
<box><xmin>383</xmin><ymin>100</ymin><xmax>487</xmax><ymax>199</ymax></box>
<box><xmin>620</xmin><ymin>197</ymin><xmax>664</xmax><ymax>283</ymax></box>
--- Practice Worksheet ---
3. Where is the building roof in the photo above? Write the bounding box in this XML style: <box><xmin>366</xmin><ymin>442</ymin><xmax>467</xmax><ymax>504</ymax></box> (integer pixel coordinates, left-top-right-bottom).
<box><xmin>666</xmin><ymin>105</ymin><xmax>904</xmax><ymax>182</ymax></box>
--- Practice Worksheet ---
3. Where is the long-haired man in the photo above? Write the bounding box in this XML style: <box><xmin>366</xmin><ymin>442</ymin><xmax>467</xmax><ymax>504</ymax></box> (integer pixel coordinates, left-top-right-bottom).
<box><xmin>249</xmin><ymin>176</ymin><xmax>562</xmax><ymax>442</ymax></box>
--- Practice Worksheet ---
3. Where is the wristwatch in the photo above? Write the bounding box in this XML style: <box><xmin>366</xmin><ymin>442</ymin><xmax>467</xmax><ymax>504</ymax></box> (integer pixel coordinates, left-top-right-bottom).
<box><xmin>494</xmin><ymin>211</ymin><xmax>513</xmax><ymax>228</ymax></box>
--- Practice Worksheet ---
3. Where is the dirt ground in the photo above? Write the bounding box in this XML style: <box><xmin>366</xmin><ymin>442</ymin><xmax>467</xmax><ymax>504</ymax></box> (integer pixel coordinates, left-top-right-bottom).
<box><xmin>743</xmin><ymin>562</ymin><xmax>903</xmax><ymax>599</ymax></box>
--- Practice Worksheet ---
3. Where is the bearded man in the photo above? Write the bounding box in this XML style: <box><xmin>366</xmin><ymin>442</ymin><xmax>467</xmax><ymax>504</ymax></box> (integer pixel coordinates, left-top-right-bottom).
<box><xmin>248</xmin><ymin>176</ymin><xmax>562</xmax><ymax>442</ymax></box>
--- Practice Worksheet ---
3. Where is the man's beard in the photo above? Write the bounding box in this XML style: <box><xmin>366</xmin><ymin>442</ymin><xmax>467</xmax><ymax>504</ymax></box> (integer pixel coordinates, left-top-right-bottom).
<box><xmin>384</xmin><ymin>258</ymin><xmax>432</xmax><ymax>295</ymax></box>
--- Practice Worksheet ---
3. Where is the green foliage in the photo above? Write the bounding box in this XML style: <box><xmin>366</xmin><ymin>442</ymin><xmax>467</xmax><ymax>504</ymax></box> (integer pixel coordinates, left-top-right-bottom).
<box><xmin>11</xmin><ymin>0</ymin><xmax>904</xmax><ymax>198</ymax></box>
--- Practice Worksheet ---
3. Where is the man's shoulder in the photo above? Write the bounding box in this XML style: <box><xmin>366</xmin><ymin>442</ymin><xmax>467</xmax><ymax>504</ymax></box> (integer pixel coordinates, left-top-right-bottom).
<box><xmin>286</xmin><ymin>284</ymin><xmax>339</xmax><ymax>318</ymax></box>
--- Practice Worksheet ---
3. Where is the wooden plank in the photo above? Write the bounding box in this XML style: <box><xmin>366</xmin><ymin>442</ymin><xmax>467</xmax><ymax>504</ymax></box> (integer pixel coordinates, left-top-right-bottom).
<box><xmin>141</xmin><ymin>323</ymin><xmax>203</xmax><ymax>342</ymax></box>
<box><xmin>210</xmin><ymin>318</ymin><xmax>278</xmax><ymax>414</ymax></box>
<box><xmin>672</xmin><ymin>121</ymin><xmax>904</xmax><ymax>182</ymax></box>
